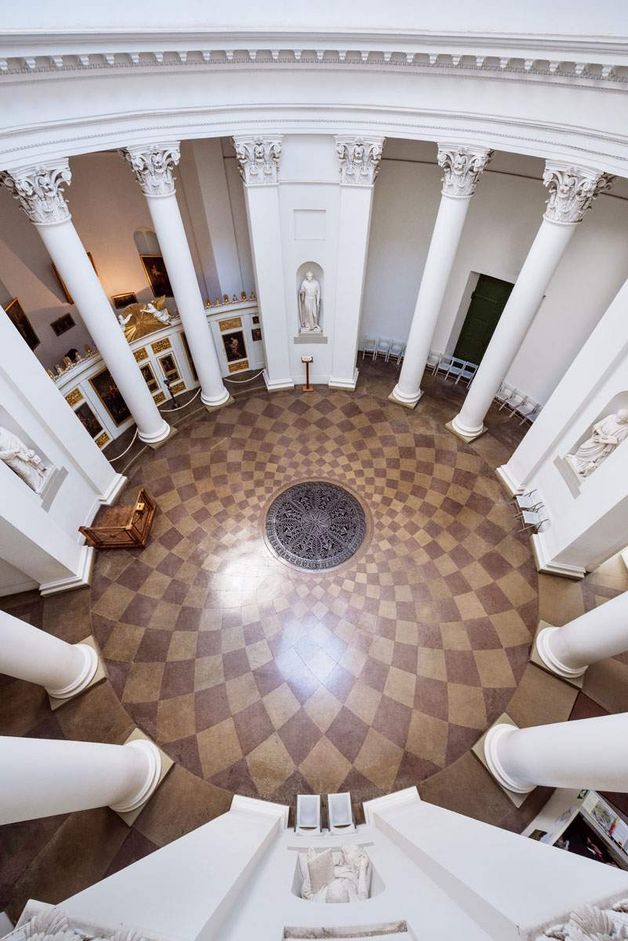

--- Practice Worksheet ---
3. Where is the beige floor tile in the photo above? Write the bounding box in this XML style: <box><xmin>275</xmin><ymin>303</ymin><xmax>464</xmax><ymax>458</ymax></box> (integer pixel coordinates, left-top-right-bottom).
<box><xmin>354</xmin><ymin>729</ymin><xmax>403</xmax><ymax>790</ymax></box>
<box><xmin>447</xmin><ymin>684</ymin><xmax>487</xmax><ymax>730</ymax></box>
<box><xmin>198</xmin><ymin>718</ymin><xmax>243</xmax><ymax>777</ymax></box>
<box><xmin>263</xmin><ymin>683</ymin><xmax>301</xmax><ymax>729</ymax></box>
<box><xmin>417</xmin><ymin>648</ymin><xmax>447</xmax><ymax>682</ymax></box>
<box><xmin>300</xmin><ymin>737</ymin><xmax>352</xmax><ymax>793</ymax></box>
<box><xmin>384</xmin><ymin>666</ymin><xmax>416</xmax><ymax>708</ymax></box>
<box><xmin>247</xmin><ymin>733</ymin><xmax>295</xmax><ymax>797</ymax></box>
<box><xmin>406</xmin><ymin>711</ymin><xmax>448</xmax><ymax>766</ymax></box>
<box><xmin>303</xmin><ymin>687</ymin><xmax>343</xmax><ymax>732</ymax></box>
<box><xmin>473</xmin><ymin>649</ymin><xmax>517</xmax><ymax>689</ymax></box>
<box><xmin>225</xmin><ymin>673</ymin><xmax>261</xmax><ymax>714</ymax></box>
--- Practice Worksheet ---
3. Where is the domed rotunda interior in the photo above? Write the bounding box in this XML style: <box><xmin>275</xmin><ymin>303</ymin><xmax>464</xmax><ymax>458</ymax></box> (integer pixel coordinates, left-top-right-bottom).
<box><xmin>2</xmin><ymin>2</ymin><xmax>628</xmax><ymax>939</ymax></box>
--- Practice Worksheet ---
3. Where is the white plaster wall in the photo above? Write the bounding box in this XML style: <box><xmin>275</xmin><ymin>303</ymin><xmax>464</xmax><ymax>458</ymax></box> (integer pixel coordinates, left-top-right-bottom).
<box><xmin>361</xmin><ymin>140</ymin><xmax>628</xmax><ymax>404</ymax></box>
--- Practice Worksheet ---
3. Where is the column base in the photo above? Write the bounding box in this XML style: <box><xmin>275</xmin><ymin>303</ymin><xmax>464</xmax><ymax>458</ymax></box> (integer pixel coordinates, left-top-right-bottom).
<box><xmin>329</xmin><ymin>368</ymin><xmax>359</xmax><ymax>391</ymax></box>
<box><xmin>110</xmin><ymin>730</ymin><xmax>173</xmax><ymax>825</ymax></box>
<box><xmin>40</xmin><ymin>545</ymin><xmax>95</xmax><ymax>597</ymax></box>
<box><xmin>495</xmin><ymin>464</ymin><xmax>525</xmax><ymax>497</ymax></box>
<box><xmin>388</xmin><ymin>384</ymin><xmax>422</xmax><ymax>409</ymax></box>
<box><xmin>201</xmin><ymin>388</ymin><xmax>233</xmax><ymax>410</ymax></box>
<box><xmin>263</xmin><ymin>370</ymin><xmax>295</xmax><ymax>392</ymax></box>
<box><xmin>533</xmin><ymin>624</ymin><xmax>587</xmax><ymax>684</ymax></box>
<box><xmin>138</xmin><ymin>419</ymin><xmax>175</xmax><ymax>449</ymax></box>
<box><xmin>46</xmin><ymin>639</ymin><xmax>102</xmax><ymax>705</ymax></box>
<box><xmin>446</xmin><ymin>416</ymin><xmax>486</xmax><ymax>443</ymax></box>
<box><xmin>483</xmin><ymin>721</ymin><xmax>535</xmax><ymax>797</ymax></box>
<box><xmin>99</xmin><ymin>473</ymin><xmax>128</xmax><ymax>507</ymax></box>
<box><xmin>531</xmin><ymin>533</ymin><xmax>586</xmax><ymax>580</ymax></box>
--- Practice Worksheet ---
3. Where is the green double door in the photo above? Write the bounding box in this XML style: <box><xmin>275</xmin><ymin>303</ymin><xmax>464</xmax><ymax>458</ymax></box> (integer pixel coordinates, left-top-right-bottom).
<box><xmin>453</xmin><ymin>274</ymin><xmax>514</xmax><ymax>366</ymax></box>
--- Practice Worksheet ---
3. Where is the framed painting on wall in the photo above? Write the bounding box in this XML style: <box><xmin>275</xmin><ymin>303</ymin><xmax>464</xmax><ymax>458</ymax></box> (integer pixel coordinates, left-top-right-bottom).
<box><xmin>90</xmin><ymin>369</ymin><xmax>131</xmax><ymax>426</ymax></box>
<box><xmin>52</xmin><ymin>252</ymin><xmax>97</xmax><ymax>305</ymax></box>
<box><xmin>222</xmin><ymin>330</ymin><xmax>246</xmax><ymax>363</ymax></box>
<box><xmin>112</xmin><ymin>292</ymin><xmax>138</xmax><ymax>310</ymax></box>
<box><xmin>74</xmin><ymin>402</ymin><xmax>103</xmax><ymax>439</ymax></box>
<box><xmin>4</xmin><ymin>297</ymin><xmax>39</xmax><ymax>350</ymax></box>
<box><xmin>50</xmin><ymin>312</ymin><xmax>76</xmax><ymax>336</ymax></box>
<box><xmin>140</xmin><ymin>255</ymin><xmax>173</xmax><ymax>298</ymax></box>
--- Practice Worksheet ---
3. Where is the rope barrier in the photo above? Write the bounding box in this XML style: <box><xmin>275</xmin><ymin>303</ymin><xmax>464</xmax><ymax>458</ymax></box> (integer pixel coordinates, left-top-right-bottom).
<box><xmin>159</xmin><ymin>388</ymin><xmax>202</xmax><ymax>412</ymax></box>
<box><xmin>108</xmin><ymin>429</ymin><xmax>139</xmax><ymax>462</ymax></box>
<box><xmin>224</xmin><ymin>369</ymin><xmax>265</xmax><ymax>384</ymax></box>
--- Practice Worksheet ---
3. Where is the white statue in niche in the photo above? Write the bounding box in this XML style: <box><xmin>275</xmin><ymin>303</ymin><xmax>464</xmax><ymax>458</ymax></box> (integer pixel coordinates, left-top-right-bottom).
<box><xmin>566</xmin><ymin>409</ymin><xmax>628</xmax><ymax>479</ymax></box>
<box><xmin>0</xmin><ymin>426</ymin><xmax>51</xmax><ymax>493</ymax></box>
<box><xmin>298</xmin><ymin>271</ymin><xmax>322</xmax><ymax>334</ymax></box>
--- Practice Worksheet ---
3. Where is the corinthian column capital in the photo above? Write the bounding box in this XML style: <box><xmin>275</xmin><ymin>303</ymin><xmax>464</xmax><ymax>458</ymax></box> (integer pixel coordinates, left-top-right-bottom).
<box><xmin>123</xmin><ymin>142</ymin><xmax>181</xmax><ymax>197</ymax></box>
<box><xmin>437</xmin><ymin>144</ymin><xmax>493</xmax><ymax>198</ymax></box>
<box><xmin>233</xmin><ymin>137</ymin><xmax>283</xmax><ymax>185</ymax></box>
<box><xmin>543</xmin><ymin>161</ymin><xmax>613</xmax><ymax>224</ymax></box>
<box><xmin>0</xmin><ymin>160</ymin><xmax>72</xmax><ymax>225</ymax></box>
<box><xmin>335</xmin><ymin>136</ymin><xmax>384</xmax><ymax>185</ymax></box>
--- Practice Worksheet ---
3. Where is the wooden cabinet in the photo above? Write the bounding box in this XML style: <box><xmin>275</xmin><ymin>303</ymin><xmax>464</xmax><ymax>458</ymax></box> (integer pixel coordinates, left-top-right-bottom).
<box><xmin>80</xmin><ymin>488</ymin><xmax>156</xmax><ymax>549</ymax></box>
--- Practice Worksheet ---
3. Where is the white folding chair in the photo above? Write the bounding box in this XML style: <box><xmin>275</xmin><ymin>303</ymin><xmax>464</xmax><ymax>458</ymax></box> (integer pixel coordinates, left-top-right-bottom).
<box><xmin>295</xmin><ymin>794</ymin><xmax>321</xmax><ymax>835</ymax></box>
<box><xmin>388</xmin><ymin>340</ymin><xmax>405</xmax><ymax>364</ymax></box>
<box><xmin>374</xmin><ymin>338</ymin><xmax>391</xmax><ymax>361</ymax></box>
<box><xmin>361</xmin><ymin>337</ymin><xmax>377</xmax><ymax>359</ymax></box>
<box><xmin>517</xmin><ymin>509</ymin><xmax>548</xmax><ymax>534</ymax></box>
<box><xmin>431</xmin><ymin>354</ymin><xmax>454</xmax><ymax>378</ymax></box>
<box><xmin>453</xmin><ymin>360</ymin><xmax>478</xmax><ymax>386</ymax></box>
<box><xmin>518</xmin><ymin>402</ymin><xmax>541</xmax><ymax>426</ymax></box>
<box><xmin>327</xmin><ymin>792</ymin><xmax>355</xmax><ymax>834</ymax></box>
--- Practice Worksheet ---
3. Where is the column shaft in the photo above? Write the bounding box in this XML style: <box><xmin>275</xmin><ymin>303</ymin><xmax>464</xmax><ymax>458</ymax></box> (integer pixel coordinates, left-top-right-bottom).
<box><xmin>391</xmin><ymin>194</ymin><xmax>472</xmax><ymax>405</ymax></box>
<box><xmin>143</xmin><ymin>192</ymin><xmax>230</xmax><ymax>407</ymax></box>
<box><xmin>536</xmin><ymin>590</ymin><xmax>628</xmax><ymax>678</ymax></box>
<box><xmin>37</xmin><ymin>221</ymin><xmax>171</xmax><ymax>445</ymax></box>
<box><xmin>0</xmin><ymin>736</ymin><xmax>162</xmax><ymax>824</ymax></box>
<box><xmin>451</xmin><ymin>220</ymin><xmax>574</xmax><ymax>438</ymax></box>
<box><xmin>0</xmin><ymin>608</ymin><xmax>98</xmax><ymax>698</ymax></box>
<box><xmin>485</xmin><ymin>714</ymin><xmax>628</xmax><ymax>794</ymax></box>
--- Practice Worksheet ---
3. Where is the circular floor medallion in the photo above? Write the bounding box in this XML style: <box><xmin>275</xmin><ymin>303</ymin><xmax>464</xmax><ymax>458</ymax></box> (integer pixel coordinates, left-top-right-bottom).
<box><xmin>265</xmin><ymin>481</ymin><xmax>366</xmax><ymax>570</ymax></box>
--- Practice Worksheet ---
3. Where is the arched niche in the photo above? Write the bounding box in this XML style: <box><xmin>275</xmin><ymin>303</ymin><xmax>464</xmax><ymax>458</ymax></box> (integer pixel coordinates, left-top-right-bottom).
<box><xmin>296</xmin><ymin>261</ymin><xmax>324</xmax><ymax>335</ymax></box>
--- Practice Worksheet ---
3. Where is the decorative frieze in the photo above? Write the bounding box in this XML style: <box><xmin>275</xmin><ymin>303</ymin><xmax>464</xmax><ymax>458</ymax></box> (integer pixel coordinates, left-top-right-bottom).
<box><xmin>543</xmin><ymin>162</ymin><xmax>613</xmax><ymax>224</ymax></box>
<box><xmin>123</xmin><ymin>144</ymin><xmax>181</xmax><ymax>197</ymax></box>
<box><xmin>437</xmin><ymin>145</ymin><xmax>493</xmax><ymax>198</ymax></box>
<box><xmin>0</xmin><ymin>161</ymin><xmax>72</xmax><ymax>225</ymax></box>
<box><xmin>219</xmin><ymin>317</ymin><xmax>242</xmax><ymax>332</ymax></box>
<box><xmin>233</xmin><ymin>138</ymin><xmax>282</xmax><ymax>185</ymax></box>
<box><xmin>335</xmin><ymin>137</ymin><xmax>384</xmax><ymax>185</ymax></box>
<box><xmin>151</xmin><ymin>338</ymin><xmax>171</xmax><ymax>353</ymax></box>
<box><xmin>64</xmin><ymin>388</ymin><xmax>83</xmax><ymax>407</ymax></box>
<box><xmin>133</xmin><ymin>347</ymin><xmax>148</xmax><ymax>362</ymax></box>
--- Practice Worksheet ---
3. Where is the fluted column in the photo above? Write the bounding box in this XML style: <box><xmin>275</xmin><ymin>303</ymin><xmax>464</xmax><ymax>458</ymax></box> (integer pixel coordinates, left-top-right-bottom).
<box><xmin>0</xmin><ymin>735</ymin><xmax>162</xmax><ymax>824</ymax></box>
<box><xmin>234</xmin><ymin>137</ymin><xmax>294</xmax><ymax>391</ymax></box>
<box><xmin>0</xmin><ymin>608</ymin><xmax>99</xmax><ymax>700</ymax></box>
<box><xmin>0</xmin><ymin>162</ymin><xmax>171</xmax><ymax>447</ymax></box>
<box><xmin>450</xmin><ymin>162</ymin><xmax>613</xmax><ymax>441</ymax></box>
<box><xmin>536</xmin><ymin>591</ymin><xmax>628</xmax><ymax>679</ymax></box>
<box><xmin>330</xmin><ymin>136</ymin><xmax>384</xmax><ymax>390</ymax></box>
<box><xmin>485</xmin><ymin>714</ymin><xmax>628</xmax><ymax>795</ymax></box>
<box><xmin>123</xmin><ymin>143</ymin><xmax>230</xmax><ymax>409</ymax></box>
<box><xmin>390</xmin><ymin>144</ymin><xmax>492</xmax><ymax>408</ymax></box>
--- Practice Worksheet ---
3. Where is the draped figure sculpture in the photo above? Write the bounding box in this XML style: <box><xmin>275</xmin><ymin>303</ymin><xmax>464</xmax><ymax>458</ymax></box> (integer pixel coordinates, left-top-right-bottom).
<box><xmin>566</xmin><ymin>409</ymin><xmax>628</xmax><ymax>479</ymax></box>
<box><xmin>298</xmin><ymin>271</ymin><xmax>322</xmax><ymax>334</ymax></box>
<box><xmin>0</xmin><ymin>426</ymin><xmax>50</xmax><ymax>493</ymax></box>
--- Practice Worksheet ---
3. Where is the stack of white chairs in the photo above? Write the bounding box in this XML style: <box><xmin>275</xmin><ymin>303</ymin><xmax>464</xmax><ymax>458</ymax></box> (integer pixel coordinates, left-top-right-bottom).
<box><xmin>387</xmin><ymin>340</ymin><xmax>406</xmax><ymax>364</ymax></box>
<box><xmin>430</xmin><ymin>353</ymin><xmax>478</xmax><ymax>386</ymax></box>
<box><xmin>361</xmin><ymin>337</ymin><xmax>377</xmax><ymax>359</ymax></box>
<box><xmin>374</xmin><ymin>337</ymin><xmax>392</xmax><ymax>360</ymax></box>
<box><xmin>295</xmin><ymin>792</ymin><xmax>355</xmax><ymax>833</ymax></box>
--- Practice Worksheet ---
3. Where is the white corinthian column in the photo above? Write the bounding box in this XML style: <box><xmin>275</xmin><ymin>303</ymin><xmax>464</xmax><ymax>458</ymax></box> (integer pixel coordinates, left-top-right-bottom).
<box><xmin>234</xmin><ymin>137</ymin><xmax>294</xmax><ymax>391</ymax></box>
<box><xmin>536</xmin><ymin>590</ymin><xmax>628</xmax><ymax>680</ymax></box>
<box><xmin>123</xmin><ymin>143</ymin><xmax>230</xmax><ymax>408</ymax></box>
<box><xmin>0</xmin><ymin>162</ymin><xmax>172</xmax><ymax>447</ymax></box>
<box><xmin>0</xmin><ymin>735</ymin><xmax>162</xmax><ymax>824</ymax></box>
<box><xmin>450</xmin><ymin>162</ymin><xmax>613</xmax><ymax>441</ymax></box>
<box><xmin>0</xmin><ymin>608</ymin><xmax>99</xmax><ymax>700</ymax></box>
<box><xmin>390</xmin><ymin>144</ymin><xmax>492</xmax><ymax>408</ymax></box>
<box><xmin>484</xmin><ymin>713</ymin><xmax>628</xmax><ymax>795</ymax></box>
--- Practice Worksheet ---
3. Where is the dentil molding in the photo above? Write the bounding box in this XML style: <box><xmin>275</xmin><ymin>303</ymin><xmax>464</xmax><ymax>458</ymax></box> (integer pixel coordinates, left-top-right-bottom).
<box><xmin>543</xmin><ymin>161</ymin><xmax>614</xmax><ymax>224</ymax></box>
<box><xmin>0</xmin><ymin>161</ymin><xmax>72</xmax><ymax>225</ymax></box>
<box><xmin>437</xmin><ymin>145</ymin><xmax>493</xmax><ymax>197</ymax></box>
<box><xmin>233</xmin><ymin>137</ymin><xmax>282</xmax><ymax>185</ymax></box>
<box><xmin>335</xmin><ymin>136</ymin><xmax>384</xmax><ymax>185</ymax></box>
<box><xmin>123</xmin><ymin>143</ymin><xmax>181</xmax><ymax>197</ymax></box>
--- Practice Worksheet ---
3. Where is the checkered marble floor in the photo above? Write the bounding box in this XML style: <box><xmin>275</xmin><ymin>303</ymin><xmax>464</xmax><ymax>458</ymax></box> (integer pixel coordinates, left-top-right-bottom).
<box><xmin>91</xmin><ymin>373</ymin><xmax>538</xmax><ymax>807</ymax></box>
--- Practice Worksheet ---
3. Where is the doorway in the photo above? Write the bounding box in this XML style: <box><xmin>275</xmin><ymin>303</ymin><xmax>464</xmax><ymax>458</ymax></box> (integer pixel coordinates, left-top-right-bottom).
<box><xmin>453</xmin><ymin>274</ymin><xmax>514</xmax><ymax>365</ymax></box>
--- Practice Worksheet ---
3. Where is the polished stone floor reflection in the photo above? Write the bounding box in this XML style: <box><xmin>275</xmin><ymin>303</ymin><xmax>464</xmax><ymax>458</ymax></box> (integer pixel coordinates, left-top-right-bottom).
<box><xmin>91</xmin><ymin>364</ymin><xmax>538</xmax><ymax>806</ymax></box>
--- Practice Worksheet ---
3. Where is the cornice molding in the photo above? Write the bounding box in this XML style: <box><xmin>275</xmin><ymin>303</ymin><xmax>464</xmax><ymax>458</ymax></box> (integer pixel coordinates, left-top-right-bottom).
<box><xmin>0</xmin><ymin>45</ymin><xmax>626</xmax><ymax>86</ymax></box>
